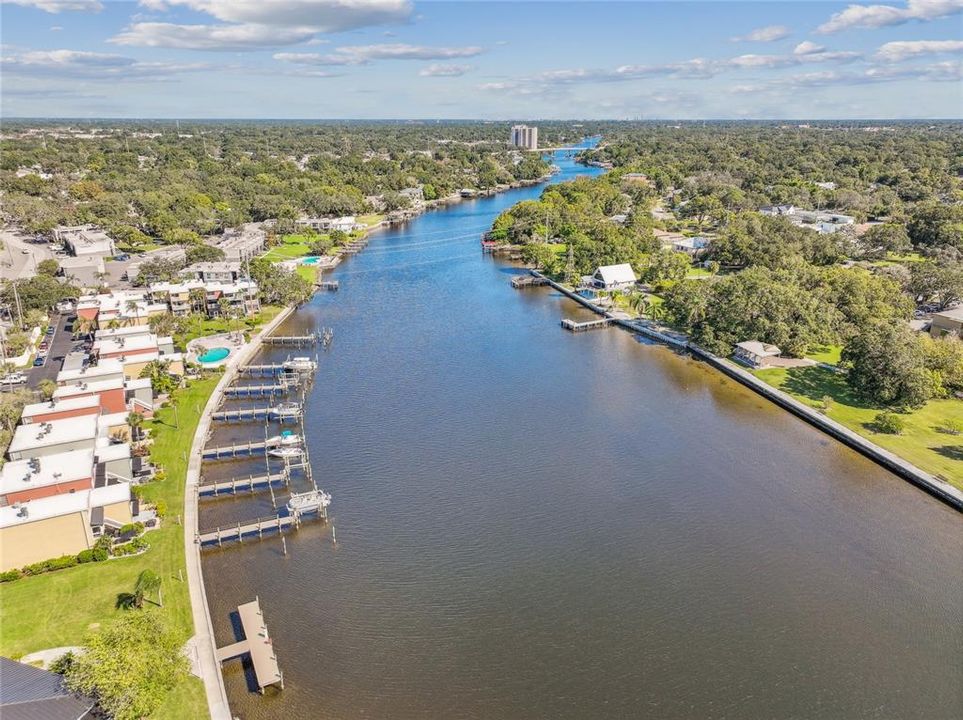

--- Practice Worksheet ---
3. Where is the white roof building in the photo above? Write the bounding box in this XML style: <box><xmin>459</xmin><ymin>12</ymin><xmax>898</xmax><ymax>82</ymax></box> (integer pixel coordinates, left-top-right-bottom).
<box><xmin>590</xmin><ymin>263</ymin><xmax>638</xmax><ymax>291</ymax></box>
<box><xmin>57</xmin><ymin>359</ymin><xmax>125</xmax><ymax>387</ymax></box>
<box><xmin>0</xmin><ymin>448</ymin><xmax>95</xmax><ymax>498</ymax></box>
<box><xmin>54</xmin><ymin>225</ymin><xmax>115</xmax><ymax>258</ymax></box>
<box><xmin>8</xmin><ymin>415</ymin><xmax>99</xmax><ymax>460</ymax></box>
<box><xmin>0</xmin><ymin>483</ymin><xmax>130</xmax><ymax>529</ymax></box>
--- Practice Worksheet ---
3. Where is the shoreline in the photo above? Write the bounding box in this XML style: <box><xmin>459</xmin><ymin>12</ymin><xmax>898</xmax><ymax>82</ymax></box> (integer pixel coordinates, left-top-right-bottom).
<box><xmin>184</xmin><ymin>303</ymin><xmax>298</xmax><ymax>720</ymax></box>
<box><xmin>531</xmin><ymin>270</ymin><xmax>963</xmax><ymax>512</ymax></box>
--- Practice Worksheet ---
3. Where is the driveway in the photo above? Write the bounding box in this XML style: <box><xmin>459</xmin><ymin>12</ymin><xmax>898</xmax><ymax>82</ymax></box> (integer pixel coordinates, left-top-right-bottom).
<box><xmin>28</xmin><ymin>313</ymin><xmax>73</xmax><ymax>385</ymax></box>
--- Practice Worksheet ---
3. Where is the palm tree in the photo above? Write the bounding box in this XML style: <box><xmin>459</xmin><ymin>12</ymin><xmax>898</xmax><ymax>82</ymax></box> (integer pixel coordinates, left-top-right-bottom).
<box><xmin>188</xmin><ymin>287</ymin><xmax>206</xmax><ymax>315</ymax></box>
<box><xmin>126</xmin><ymin>411</ymin><xmax>145</xmax><ymax>441</ymax></box>
<box><xmin>125</xmin><ymin>298</ymin><xmax>141</xmax><ymax>326</ymax></box>
<box><xmin>118</xmin><ymin>569</ymin><xmax>162</xmax><ymax>609</ymax></box>
<box><xmin>628</xmin><ymin>292</ymin><xmax>648</xmax><ymax>319</ymax></box>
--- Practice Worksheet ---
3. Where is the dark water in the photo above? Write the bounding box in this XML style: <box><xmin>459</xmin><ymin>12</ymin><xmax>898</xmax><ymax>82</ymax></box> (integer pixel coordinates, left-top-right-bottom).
<box><xmin>202</xmin><ymin>144</ymin><xmax>962</xmax><ymax>720</ymax></box>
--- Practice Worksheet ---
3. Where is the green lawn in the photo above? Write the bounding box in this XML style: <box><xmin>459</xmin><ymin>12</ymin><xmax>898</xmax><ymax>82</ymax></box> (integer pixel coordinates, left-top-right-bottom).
<box><xmin>685</xmin><ymin>266</ymin><xmax>712</xmax><ymax>278</ymax></box>
<box><xmin>754</xmin><ymin>365</ymin><xmax>963</xmax><ymax>489</ymax></box>
<box><xmin>805</xmin><ymin>344</ymin><xmax>843</xmax><ymax>365</ymax></box>
<box><xmin>357</xmin><ymin>213</ymin><xmax>384</xmax><ymax>228</ymax></box>
<box><xmin>0</xmin><ymin>376</ymin><xmax>220</xmax><ymax>718</ymax></box>
<box><xmin>295</xmin><ymin>264</ymin><xmax>318</xmax><ymax>284</ymax></box>
<box><xmin>174</xmin><ymin>305</ymin><xmax>283</xmax><ymax>348</ymax></box>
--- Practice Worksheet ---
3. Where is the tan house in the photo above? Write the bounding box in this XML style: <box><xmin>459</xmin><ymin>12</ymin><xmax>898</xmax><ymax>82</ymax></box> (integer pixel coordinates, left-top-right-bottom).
<box><xmin>0</xmin><ymin>483</ymin><xmax>132</xmax><ymax>571</ymax></box>
<box><xmin>929</xmin><ymin>307</ymin><xmax>963</xmax><ymax>339</ymax></box>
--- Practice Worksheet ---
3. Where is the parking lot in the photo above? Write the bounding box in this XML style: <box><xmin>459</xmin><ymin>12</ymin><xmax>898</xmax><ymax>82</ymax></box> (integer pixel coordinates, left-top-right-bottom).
<box><xmin>27</xmin><ymin>313</ymin><xmax>75</xmax><ymax>386</ymax></box>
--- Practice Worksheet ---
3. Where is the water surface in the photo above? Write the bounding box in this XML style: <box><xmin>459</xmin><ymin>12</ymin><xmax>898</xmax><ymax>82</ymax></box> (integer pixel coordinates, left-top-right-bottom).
<box><xmin>202</xmin><ymin>145</ymin><xmax>962</xmax><ymax>720</ymax></box>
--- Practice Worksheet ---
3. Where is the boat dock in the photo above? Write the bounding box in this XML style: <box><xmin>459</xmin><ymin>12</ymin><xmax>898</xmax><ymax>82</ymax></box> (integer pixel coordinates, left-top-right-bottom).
<box><xmin>262</xmin><ymin>334</ymin><xmax>319</xmax><ymax>347</ymax></box>
<box><xmin>341</xmin><ymin>238</ymin><xmax>368</xmax><ymax>254</ymax></box>
<box><xmin>198</xmin><ymin>471</ymin><xmax>288</xmax><ymax>497</ymax></box>
<box><xmin>215</xmin><ymin>597</ymin><xmax>284</xmax><ymax>694</ymax></box>
<box><xmin>198</xmin><ymin>513</ymin><xmax>295</xmax><ymax>545</ymax></box>
<box><xmin>202</xmin><ymin>435</ymin><xmax>299</xmax><ymax>461</ymax></box>
<box><xmin>211</xmin><ymin>403</ymin><xmax>302</xmax><ymax>424</ymax></box>
<box><xmin>512</xmin><ymin>275</ymin><xmax>549</xmax><ymax>288</ymax></box>
<box><xmin>238</xmin><ymin>361</ymin><xmax>316</xmax><ymax>378</ymax></box>
<box><xmin>223</xmin><ymin>381</ymin><xmax>293</xmax><ymax>398</ymax></box>
<box><xmin>318</xmin><ymin>280</ymin><xmax>339</xmax><ymax>291</ymax></box>
<box><xmin>561</xmin><ymin>317</ymin><xmax>613</xmax><ymax>332</ymax></box>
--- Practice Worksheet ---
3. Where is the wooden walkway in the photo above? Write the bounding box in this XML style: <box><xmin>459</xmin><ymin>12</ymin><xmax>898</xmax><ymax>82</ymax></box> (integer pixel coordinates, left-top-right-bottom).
<box><xmin>262</xmin><ymin>335</ymin><xmax>318</xmax><ymax>346</ymax></box>
<box><xmin>202</xmin><ymin>435</ymin><xmax>298</xmax><ymax>460</ymax></box>
<box><xmin>198</xmin><ymin>514</ymin><xmax>295</xmax><ymax>545</ymax></box>
<box><xmin>561</xmin><ymin>317</ymin><xmax>612</xmax><ymax>332</ymax></box>
<box><xmin>198</xmin><ymin>471</ymin><xmax>288</xmax><ymax>497</ymax></box>
<box><xmin>211</xmin><ymin>404</ymin><xmax>302</xmax><ymax>424</ymax></box>
<box><xmin>223</xmin><ymin>382</ymin><xmax>292</xmax><ymax>398</ymax></box>
<box><xmin>215</xmin><ymin>597</ymin><xmax>283</xmax><ymax>693</ymax></box>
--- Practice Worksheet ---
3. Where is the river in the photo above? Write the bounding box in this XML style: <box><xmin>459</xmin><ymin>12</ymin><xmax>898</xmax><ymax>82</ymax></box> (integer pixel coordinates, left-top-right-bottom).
<box><xmin>201</xmin><ymin>142</ymin><xmax>962</xmax><ymax>720</ymax></box>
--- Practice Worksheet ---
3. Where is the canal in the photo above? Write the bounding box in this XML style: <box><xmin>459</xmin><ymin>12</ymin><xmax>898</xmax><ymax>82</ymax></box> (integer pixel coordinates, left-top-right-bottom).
<box><xmin>201</xmin><ymin>143</ymin><xmax>963</xmax><ymax>719</ymax></box>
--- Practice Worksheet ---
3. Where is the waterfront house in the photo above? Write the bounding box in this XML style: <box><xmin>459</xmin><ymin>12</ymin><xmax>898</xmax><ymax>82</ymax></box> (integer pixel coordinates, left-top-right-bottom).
<box><xmin>0</xmin><ymin>448</ymin><xmax>95</xmax><ymax>505</ymax></box>
<box><xmin>0</xmin><ymin>657</ymin><xmax>96</xmax><ymax>718</ymax></box>
<box><xmin>929</xmin><ymin>306</ymin><xmax>963</xmax><ymax>339</ymax></box>
<box><xmin>672</xmin><ymin>236</ymin><xmax>710</xmax><ymax>255</ymax></box>
<box><xmin>733</xmin><ymin>341</ymin><xmax>782</xmax><ymax>368</ymax></box>
<box><xmin>589</xmin><ymin>264</ymin><xmax>638</xmax><ymax>292</ymax></box>
<box><xmin>52</xmin><ymin>377</ymin><xmax>128</xmax><ymax>414</ymax></box>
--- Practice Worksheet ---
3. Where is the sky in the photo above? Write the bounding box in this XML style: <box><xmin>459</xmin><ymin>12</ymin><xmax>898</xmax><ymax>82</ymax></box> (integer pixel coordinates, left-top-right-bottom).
<box><xmin>1</xmin><ymin>0</ymin><xmax>961</xmax><ymax>119</ymax></box>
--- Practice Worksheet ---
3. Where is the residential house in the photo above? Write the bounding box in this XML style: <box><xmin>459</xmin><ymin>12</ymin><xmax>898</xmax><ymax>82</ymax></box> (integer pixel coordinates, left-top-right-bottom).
<box><xmin>148</xmin><ymin>279</ymin><xmax>260</xmax><ymax>318</ymax></box>
<box><xmin>57</xmin><ymin>359</ymin><xmax>126</xmax><ymax>387</ymax></box>
<box><xmin>296</xmin><ymin>216</ymin><xmax>362</xmax><ymax>233</ymax></box>
<box><xmin>53</xmin><ymin>377</ymin><xmax>127</xmax><ymax>413</ymax></box>
<box><xmin>672</xmin><ymin>236</ymin><xmax>710</xmax><ymax>255</ymax></box>
<box><xmin>125</xmin><ymin>246</ymin><xmax>187</xmax><ymax>282</ymax></box>
<box><xmin>20</xmin><ymin>396</ymin><xmax>101</xmax><ymax>425</ymax></box>
<box><xmin>587</xmin><ymin>263</ymin><xmax>638</xmax><ymax>291</ymax></box>
<box><xmin>0</xmin><ymin>657</ymin><xmax>95</xmax><ymax>718</ymax></box>
<box><xmin>58</xmin><ymin>255</ymin><xmax>106</xmax><ymax>289</ymax></box>
<box><xmin>0</xmin><ymin>448</ymin><xmax>95</xmax><ymax>505</ymax></box>
<box><xmin>929</xmin><ymin>307</ymin><xmax>963</xmax><ymax>339</ymax></box>
<box><xmin>733</xmin><ymin>341</ymin><xmax>782</xmax><ymax>368</ymax></box>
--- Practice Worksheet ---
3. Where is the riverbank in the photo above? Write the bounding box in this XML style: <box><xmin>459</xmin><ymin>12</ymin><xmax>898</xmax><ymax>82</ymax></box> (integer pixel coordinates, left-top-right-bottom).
<box><xmin>184</xmin><ymin>303</ymin><xmax>298</xmax><ymax>720</ymax></box>
<box><xmin>531</xmin><ymin>270</ymin><xmax>963</xmax><ymax>511</ymax></box>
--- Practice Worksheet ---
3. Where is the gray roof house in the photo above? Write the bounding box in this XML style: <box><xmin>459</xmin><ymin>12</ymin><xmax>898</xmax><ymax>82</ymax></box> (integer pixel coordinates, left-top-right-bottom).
<box><xmin>0</xmin><ymin>656</ymin><xmax>95</xmax><ymax>720</ymax></box>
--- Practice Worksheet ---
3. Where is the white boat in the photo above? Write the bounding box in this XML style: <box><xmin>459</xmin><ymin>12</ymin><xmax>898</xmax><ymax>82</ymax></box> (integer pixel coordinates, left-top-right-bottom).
<box><xmin>287</xmin><ymin>490</ymin><xmax>332</xmax><ymax>514</ymax></box>
<box><xmin>283</xmin><ymin>356</ymin><xmax>317</xmax><ymax>372</ymax></box>
<box><xmin>273</xmin><ymin>401</ymin><xmax>302</xmax><ymax>417</ymax></box>
<box><xmin>268</xmin><ymin>446</ymin><xmax>304</xmax><ymax>459</ymax></box>
<box><xmin>267</xmin><ymin>432</ymin><xmax>301</xmax><ymax>446</ymax></box>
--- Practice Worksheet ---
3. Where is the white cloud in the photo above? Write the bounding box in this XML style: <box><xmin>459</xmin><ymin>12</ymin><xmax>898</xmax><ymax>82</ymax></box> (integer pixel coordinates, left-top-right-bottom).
<box><xmin>728</xmin><ymin>53</ymin><xmax>796</xmax><ymax>68</ymax></box>
<box><xmin>111</xmin><ymin>22</ymin><xmax>316</xmax><ymax>50</ymax></box>
<box><xmin>794</xmin><ymin>41</ymin><xmax>825</xmax><ymax>55</ymax></box>
<box><xmin>112</xmin><ymin>0</ymin><xmax>413</xmax><ymax>49</ymax></box>
<box><xmin>3</xmin><ymin>0</ymin><xmax>102</xmax><ymax>12</ymax></box>
<box><xmin>817</xmin><ymin>0</ymin><xmax>963</xmax><ymax>33</ymax></box>
<box><xmin>275</xmin><ymin>43</ymin><xmax>483</xmax><ymax>66</ymax></box>
<box><xmin>419</xmin><ymin>63</ymin><xmax>473</xmax><ymax>77</ymax></box>
<box><xmin>875</xmin><ymin>39</ymin><xmax>963</xmax><ymax>60</ymax></box>
<box><xmin>0</xmin><ymin>48</ymin><xmax>208</xmax><ymax>79</ymax></box>
<box><xmin>731</xmin><ymin>25</ymin><xmax>791</xmax><ymax>42</ymax></box>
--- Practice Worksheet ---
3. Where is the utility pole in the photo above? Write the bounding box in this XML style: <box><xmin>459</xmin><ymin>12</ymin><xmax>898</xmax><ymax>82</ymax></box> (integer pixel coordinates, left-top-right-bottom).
<box><xmin>10</xmin><ymin>280</ymin><xmax>24</xmax><ymax>330</ymax></box>
<box><xmin>565</xmin><ymin>243</ymin><xmax>575</xmax><ymax>286</ymax></box>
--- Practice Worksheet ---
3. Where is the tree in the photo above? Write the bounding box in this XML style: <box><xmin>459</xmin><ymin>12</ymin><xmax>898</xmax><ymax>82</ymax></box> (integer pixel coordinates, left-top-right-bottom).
<box><xmin>36</xmin><ymin>258</ymin><xmax>60</xmax><ymax>277</ymax></box>
<box><xmin>521</xmin><ymin>242</ymin><xmax>558</xmax><ymax>272</ymax></box>
<box><xmin>855</xmin><ymin>223</ymin><xmax>911</xmax><ymax>259</ymax></box>
<box><xmin>38</xmin><ymin>378</ymin><xmax>57</xmax><ymax>400</ymax></box>
<box><xmin>185</xmin><ymin>244</ymin><xmax>225</xmax><ymax>264</ymax></box>
<box><xmin>908</xmin><ymin>261</ymin><xmax>963</xmax><ymax>310</ymax></box>
<box><xmin>126</xmin><ymin>411</ymin><xmax>145</xmax><ymax>441</ymax></box>
<box><xmin>140</xmin><ymin>360</ymin><xmax>179</xmax><ymax>396</ymax></box>
<box><xmin>642</xmin><ymin>250</ymin><xmax>691</xmax><ymax>285</ymax></box>
<box><xmin>907</xmin><ymin>202</ymin><xmax>963</xmax><ymax>252</ymax></box>
<box><xmin>841</xmin><ymin>321</ymin><xmax>930</xmax><ymax>409</ymax></box>
<box><xmin>64</xmin><ymin>611</ymin><xmax>187</xmax><ymax>720</ymax></box>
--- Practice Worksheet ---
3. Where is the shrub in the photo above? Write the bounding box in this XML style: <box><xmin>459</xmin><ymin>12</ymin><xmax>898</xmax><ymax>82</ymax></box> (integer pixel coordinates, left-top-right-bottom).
<box><xmin>118</xmin><ymin>522</ymin><xmax>145</xmax><ymax>537</ymax></box>
<box><xmin>153</xmin><ymin>500</ymin><xmax>168</xmax><ymax>518</ymax></box>
<box><xmin>937</xmin><ymin>418</ymin><xmax>962</xmax><ymax>435</ymax></box>
<box><xmin>0</xmin><ymin>569</ymin><xmax>22</xmax><ymax>583</ymax></box>
<box><xmin>77</xmin><ymin>549</ymin><xmax>96</xmax><ymax>564</ymax></box>
<box><xmin>874</xmin><ymin>411</ymin><xmax>906</xmax><ymax>435</ymax></box>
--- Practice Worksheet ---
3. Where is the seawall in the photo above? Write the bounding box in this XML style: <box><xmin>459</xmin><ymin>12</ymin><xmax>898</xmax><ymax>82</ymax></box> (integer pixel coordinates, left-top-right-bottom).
<box><xmin>531</xmin><ymin>271</ymin><xmax>963</xmax><ymax>512</ymax></box>
<box><xmin>184</xmin><ymin>304</ymin><xmax>297</xmax><ymax>720</ymax></box>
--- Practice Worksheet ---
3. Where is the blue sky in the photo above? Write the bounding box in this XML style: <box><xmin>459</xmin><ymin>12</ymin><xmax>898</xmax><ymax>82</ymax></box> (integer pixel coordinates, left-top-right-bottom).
<box><xmin>1</xmin><ymin>0</ymin><xmax>961</xmax><ymax>118</ymax></box>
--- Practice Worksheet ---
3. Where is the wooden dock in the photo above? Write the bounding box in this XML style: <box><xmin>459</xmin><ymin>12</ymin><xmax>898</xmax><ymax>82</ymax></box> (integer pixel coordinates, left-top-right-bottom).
<box><xmin>262</xmin><ymin>334</ymin><xmax>318</xmax><ymax>346</ymax></box>
<box><xmin>512</xmin><ymin>275</ymin><xmax>549</xmax><ymax>288</ymax></box>
<box><xmin>202</xmin><ymin>435</ymin><xmax>298</xmax><ymax>460</ymax></box>
<box><xmin>561</xmin><ymin>317</ymin><xmax>612</xmax><ymax>332</ymax></box>
<box><xmin>198</xmin><ymin>513</ymin><xmax>295</xmax><ymax>545</ymax></box>
<box><xmin>216</xmin><ymin>597</ymin><xmax>284</xmax><ymax>694</ymax></box>
<box><xmin>198</xmin><ymin>471</ymin><xmax>288</xmax><ymax>497</ymax></box>
<box><xmin>223</xmin><ymin>382</ymin><xmax>292</xmax><ymax>398</ymax></box>
<box><xmin>211</xmin><ymin>404</ymin><xmax>302</xmax><ymax>424</ymax></box>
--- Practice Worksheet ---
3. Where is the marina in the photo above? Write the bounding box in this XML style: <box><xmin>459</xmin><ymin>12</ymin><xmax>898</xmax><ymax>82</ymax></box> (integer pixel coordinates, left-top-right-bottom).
<box><xmin>211</xmin><ymin>402</ymin><xmax>303</xmax><ymax>424</ymax></box>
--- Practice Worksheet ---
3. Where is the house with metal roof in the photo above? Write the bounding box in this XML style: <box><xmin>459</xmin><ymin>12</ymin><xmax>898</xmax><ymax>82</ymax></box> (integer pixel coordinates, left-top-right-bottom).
<box><xmin>588</xmin><ymin>263</ymin><xmax>638</xmax><ymax>291</ymax></box>
<box><xmin>0</xmin><ymin>656</ymin><xmax>95</xmax><ymax>720</ymax></box>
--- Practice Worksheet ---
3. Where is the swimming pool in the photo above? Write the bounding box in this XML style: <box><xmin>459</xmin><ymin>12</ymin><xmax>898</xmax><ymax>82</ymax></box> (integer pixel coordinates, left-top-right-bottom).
<box><xmin>197</xmin><ymin>347</ymin><xmax>230</xmax><ymax>363</ymax></box>
<box><xmin>301</xmin><ymin>256</ymin><xmax>320</xmax><ymax>265</ymax></box>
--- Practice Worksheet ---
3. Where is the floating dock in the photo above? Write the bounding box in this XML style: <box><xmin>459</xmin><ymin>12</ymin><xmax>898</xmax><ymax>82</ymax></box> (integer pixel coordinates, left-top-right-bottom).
<box><xmin>198</xmin><ymin>471</ymin><xmax>288</xmax><ymax>497</ymax></box>
<box><xmin>561</xmin><ymin>317</ymin><xmax>612</xmax><ymax>332</ymax></box>
<box><xmin>211</xmin><ymin>403</ymin><xmax>302</xmax><ymax>424</ymax></box>
<box><xmin>511</xmin><ymin>275</ymin><xmax>549</xmax><ymax>288</ymax></box>
<box><xmin>215</xmin><ymin>597</ymin><xmax>284</xmax><ymax>694</ymax></box>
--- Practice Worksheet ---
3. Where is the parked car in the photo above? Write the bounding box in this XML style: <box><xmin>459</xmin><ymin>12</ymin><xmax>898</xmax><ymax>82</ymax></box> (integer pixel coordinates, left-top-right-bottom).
<box><xmin>46</xmin><ymin>327</ymin><xmax>55</xmax><ymax>335</ymax></box>
<box><xmin>1</xmin><ymin>373</ymin><xmax>27</xmax><ymax>384</ymax></box>
<box><xmin>33</xmin><ymin>357</ymin><xmax>45</xmax><ymax>367</ymax></box>
<box><xmin>114</xmin><ymin>253</ymin><xmax>130</xmax><ymax>261</ymax></box>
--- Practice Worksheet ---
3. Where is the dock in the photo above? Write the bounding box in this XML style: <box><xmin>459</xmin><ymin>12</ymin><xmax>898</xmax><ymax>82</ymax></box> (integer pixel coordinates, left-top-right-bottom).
<box><xmin>198</xmin><ymin>513</ymin><xmax>295</xmax><ymax>545</ymax></box>
<box><xmin>262</xmin><ymin>334</ymin><xmax>318</xmax><ymax>347</ymax></box>
<box><xmin>318</xmin><ymin>280</ymin><xmax>339</xmax><ymax>291</ymax></box>
<box><xmin>511</xmin><ymin>275</ymin><xmax>549</xmax><ymax>288</ymax></box>
<box><xmin>201</xmin><ymin>435</ymin><xmax>299</xmax><ymax>461</ymax></box>
<box><xmin>211</xmin><ymin>403</ymin><xmax>302</xmax><ymax>424</ymax></box>
<box><xmin>215</xmin><ymin>597</ymin><xmax>283</xmax><ymax>694</ymax></box>
<box><xmin>561</xmin><ymin>317</ymin><xmax>612</xmax><ymax>332</ymax></box>
<box><xmin>237</xmin><ymin>361</ymin><xmax>316</xmax><ymax>378</ymax></box>
<box><xmin>223</xmin><ymin>382</ymin><xmax>293</xmax><ymax>398</ymax></box>
<box><xmin>198</xmin><ymin>471</ymin><xmax>288</xmax><ymax>497</ymax></box>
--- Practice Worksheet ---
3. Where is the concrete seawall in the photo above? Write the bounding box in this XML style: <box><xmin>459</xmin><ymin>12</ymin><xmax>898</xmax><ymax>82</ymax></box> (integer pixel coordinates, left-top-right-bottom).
<box><xmin>184</xmin><ymin>305</ymin><xmax>297</xmax><ymax>720</ymax></box>
<box><xmin>531</xmin><ymin>271</ymin><xmax>963</xmax><ymax>512</ymax></box>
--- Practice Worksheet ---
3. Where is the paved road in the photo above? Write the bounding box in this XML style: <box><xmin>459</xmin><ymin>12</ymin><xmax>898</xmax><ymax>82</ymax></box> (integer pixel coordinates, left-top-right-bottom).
<box><xmin>28</xmin><ymin>313</ymin><xmax>72</xmax><ymax>386</ymax></box>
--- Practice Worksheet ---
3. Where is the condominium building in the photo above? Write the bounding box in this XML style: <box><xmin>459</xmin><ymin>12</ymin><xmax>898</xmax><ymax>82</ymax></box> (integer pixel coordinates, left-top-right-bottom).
<box><xmin>510</xmin><ymin>125</ymin><xmax>538</xmax><ymax>150</ymax></box>
<box><xmin>148</xmin><ymin>279</ymin><xmax>261</xmax><ymax>318</ymax></box>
